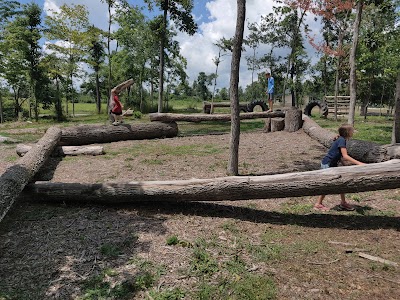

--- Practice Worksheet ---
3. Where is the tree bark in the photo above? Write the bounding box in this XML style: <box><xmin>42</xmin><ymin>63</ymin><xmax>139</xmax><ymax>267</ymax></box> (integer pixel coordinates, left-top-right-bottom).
<box><xmin>348</xmin><ymin>0</ymin><xmax>363</xmax><ymax>126</ymax></box>
<box><xmin>302</xmin><ymin>115</ymin><xmax>400</xmax><ymax>162</ymax></box>
<box><xmin>263</xmin><ymin>118</ymin><xmax>271</xmax><ymax>133</ymax></box>
<box><xmin>392</xmin><ymin>72</ymin><xmax>400</xmax><ymax>144</ymax></box>
<box><xmin>227</xmin><ymin>0</ymin><xmax>246</xmax><ymax>176</ymax></box>
<box><xmin>271</xmin><ymin>118</ymin><xmax>285</xmax><ymax>132</ymax></box>
<box><xmin>16</xmin><ymin>144</ymin><xmax>104</xmax><ymax>157</ymax></box>
<box><xmin>0</xmin><ymin>126</ymin><xmax>61</xmax><ymax>222</ymax></box>
<box><xmin>23</xmin><ymin>160</ymin><xmax>400</xmax><ymax>203</ymax></box>
<box><xmin>284</xmin><ymin>107</ymin><xmax>302</xmax><ymax>132</ymax></box>
<box><xmin>150</xmin><ymin>111</ymin><xmax>284</xmax><ymax>123</ymax></box>
<box><xmin>59</xmin><ymin>122</ymin><xmax>178</xmax><ymax>146</ymax></box>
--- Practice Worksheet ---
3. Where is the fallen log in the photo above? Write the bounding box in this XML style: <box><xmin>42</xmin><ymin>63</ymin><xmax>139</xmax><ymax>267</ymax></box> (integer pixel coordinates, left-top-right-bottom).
<box><xmin>113</xmin><ymin>78</ymin><xmax>134</xmax><ymax>94</ymax></box>
<box><xmin>149</xmin><ymin>111</ymin><xmax>285</xmax><ymax>123</ymax></box>
<box><xmin>302</xmin><ymin>115</ymin><xmax>400</xmax><ymax>163</ymax></box>
<box><xmin>59</xmin><ymin>122</ymin><xmax>178</xmax><ymax>146</ymax></box>
<box><xmin>16</xmin><ymin>144</ymin><xmax>104</xmax><ymax>157</ymax></box>
<box><xmin>0</xmin><ymin>126</ymin><xmax>61</xmax><ymax>222</ymax></box>
<box><xmin>23</xmin><ymin>159</ymin><xmax>400</xmax><ymax>203</ymax></box>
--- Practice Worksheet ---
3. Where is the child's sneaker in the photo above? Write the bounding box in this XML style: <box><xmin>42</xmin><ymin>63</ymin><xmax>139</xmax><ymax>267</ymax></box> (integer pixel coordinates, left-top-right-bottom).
<box><xmin>112</xmin><ymin>121</ymin><xmax>120</xmax><ymax>126</ymax></box>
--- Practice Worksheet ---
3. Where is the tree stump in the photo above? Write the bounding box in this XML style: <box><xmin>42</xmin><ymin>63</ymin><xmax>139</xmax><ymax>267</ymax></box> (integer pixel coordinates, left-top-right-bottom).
<box><xmin>263</xmin><ymin>118</ymin><xmax>271</xmax><ymax>133</ymax></box>
<box><xmin>285</xmin><ymin>107</ymin><xmax>303</xmax><ymax>132</ymax></box>
<box><xmin>271</xmin><ymin>118</ymin><xmax>285</xmax><ymax>132</ymax></box>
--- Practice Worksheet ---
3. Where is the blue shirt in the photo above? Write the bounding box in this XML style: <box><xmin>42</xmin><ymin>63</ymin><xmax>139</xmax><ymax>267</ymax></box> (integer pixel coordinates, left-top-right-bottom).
<box><xmin>267</xmin><ymin>77</ymin><xmax>274</xmax><ymax>94</ymax></box>
<box><xmin>321</xmin><ymin>136</ymin><xmax>346</xmax><ymax>167</ymax></box>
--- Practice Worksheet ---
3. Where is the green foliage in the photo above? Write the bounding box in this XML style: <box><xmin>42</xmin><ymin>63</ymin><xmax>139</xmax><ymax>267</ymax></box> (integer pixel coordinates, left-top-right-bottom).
<box><xmin>100</xmin><ymin>243</ymin><xmax>122</xmax><ymax>257</ymax></box>
<box><xmin>148</xmin><ymin>288</ymin><xmax>186</xmax><ymax>300</ymax></box>
<box><xmin>166</xmin><ymin>235</ymin><xmax>179</xmax><ymax>245</ymax></box>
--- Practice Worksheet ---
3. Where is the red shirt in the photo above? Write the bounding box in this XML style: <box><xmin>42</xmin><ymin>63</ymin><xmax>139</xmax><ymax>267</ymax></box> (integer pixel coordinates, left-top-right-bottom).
<box><xmin>112</xmin><ymin>95</ymin><xmax>122</xmax><ymax>113</ymax></box>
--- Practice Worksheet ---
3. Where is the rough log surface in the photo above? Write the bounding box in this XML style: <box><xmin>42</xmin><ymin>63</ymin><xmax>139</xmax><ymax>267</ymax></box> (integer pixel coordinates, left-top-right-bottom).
<box><xmin>271</xmin><ymin>118</ymin><xmax>285</xmax><ymax>132</ymax></box>
<box><xmin>113</xmin><ymin>79</ymin><xmax>134</xmax><ymax>94</ymax></box>
<box><xmin>23</xmin><ymin>160</ymin><xmax>400</xmax><ymax>203</ymax></box>
<box><xmin>263</xmin><ymin>118</ymin><xmax>271</xmax><ymax>133</ymax></box>
<box><xmin>0</xmin><ymin>126</ymin><xmax>61</xmax><ymax>222</ymax></box>
<box><xmin>149</xmin><ymin>111</ymin><xmax>285</xmax><ymax>123</ymax></box>
<box><xmin>59</xmin><ymin>122</ymin><xmax>178</xmax><ymax>146</ymax></box>
<box><xmin>302</xmin><ymin>115</ymin><xmax>400</xmax><ymax>163</ymax></box>
<box><xmin>285</xmin><ymin>108</ymin><xmax>303</xmax><ymax>132</ymax></box>
<box><xmin>16</xmin><ymin>144</ymin><xmax>104</xmax><ymax>157</ymax></box>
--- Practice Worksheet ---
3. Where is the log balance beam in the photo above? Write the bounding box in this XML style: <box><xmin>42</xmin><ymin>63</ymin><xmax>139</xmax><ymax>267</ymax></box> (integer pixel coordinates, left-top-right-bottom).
<box><xmin>23</xmin><ymin>159</ymin><xmax>400</xmax><ymax>203</ymax></box>
<box><xmin>149</xmin><ymin>111</ymin><xmax>285</xmax><ymax>123</ymax></box>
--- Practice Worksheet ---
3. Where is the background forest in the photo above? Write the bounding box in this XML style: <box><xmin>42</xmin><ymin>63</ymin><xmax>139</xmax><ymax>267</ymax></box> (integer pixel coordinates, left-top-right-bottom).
<box><xmin>0</xmin><ymin>0</ymin><xmax>399</xmax><ymax>122</ymax></box>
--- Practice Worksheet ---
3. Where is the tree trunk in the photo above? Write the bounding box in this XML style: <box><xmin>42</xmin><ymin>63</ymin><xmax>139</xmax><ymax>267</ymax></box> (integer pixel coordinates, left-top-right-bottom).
<box><xmin>23</xmin><ymin>160</ymin><xmax>400</xmax><ymax>203</ymax></box>
<box><xmin>158</xmin><ymin>4</ymin><xmax>168</xmax><ymax>113</ymax></box>
<box><xmin>150</xmin><ymin>111</ymin><xmax>284</xmax><ymax>122</ymax></box>
<box><xmin>302</xmin><ymin>115</ymin><xmax>400</xmax><ymax>162</ymax></box>
<box><xmin>348</xmin><ymin>0</ymin><xmax>363</xmax><ymax>126</ymax></box>
<box><xmin>263</xmin><ymin>118</ymin><xmax>271</xmax><ymax>133</ymax></box>
<box><xmin>392</xmin><ymin>72</ymin><xmax>400</xmax><ymax>144</ymax></box>
<box><xmin>59</xmin><ymin>122</ymin><xmax>178</xmax><ymax>146</ymax></box>
<box><xmin>16</xmin><ymin>144</ymin><xmax>104</xmax><ymax>157</ymax></box>
<box><xmin>0</xmin><ymin>92</ymin><xmax>3</xmax><ymax>123</ymax></box>
<box><xmin>227</xmin><ymin>0</ymin><xmax>246</xmax><ymax>176</ymax></box>
<box><xmin>284</xmin><ymin>107</ymin><xmax>302</xmax><ymax>132</ymax></box>
<box><xmin>95</xmin><ymin>71</ymin><xmax>101</xmax><ymax>114</ymax></box>
<box><xmin>0</xmin><ymin>126</ymin><xmax>61</xmax><ymax>222</ymax></box>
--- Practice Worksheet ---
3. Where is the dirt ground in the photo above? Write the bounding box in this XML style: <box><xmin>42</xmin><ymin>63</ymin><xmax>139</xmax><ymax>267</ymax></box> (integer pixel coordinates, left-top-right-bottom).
<box><xmin>0</xmin><ymin>125</ymin><xmax>399</xmax><ymax>300</ymax></box>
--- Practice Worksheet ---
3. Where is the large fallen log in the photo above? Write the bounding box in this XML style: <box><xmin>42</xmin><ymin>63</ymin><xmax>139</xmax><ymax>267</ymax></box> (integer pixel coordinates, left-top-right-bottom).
<box><xmin>23</xmin><ymin>160</ymin><xmax>400</xmax><ymax>203</ymax></box>
<box><xmin>0</xmin><ymin>126</ymin><xmax>61</xmax><ymax>222</ymax></box>
<box><xmin>59</xmin><ymin>122</ymin><xmax>178</xmax><ymax>146</ymax></box>
<box><xmin>16</xmin><ymin>144</ymin><xmax>104</xmax><ymax>157</ymax></box>
<box><xmin>149</xmin><ymin>111</ymin><xmax>285</xmax><ymax>122</ymax></box>
<box><xmin>302</xmin><ymin>115</ymin><xmax>400</xmax><ymax>163</ymax></box>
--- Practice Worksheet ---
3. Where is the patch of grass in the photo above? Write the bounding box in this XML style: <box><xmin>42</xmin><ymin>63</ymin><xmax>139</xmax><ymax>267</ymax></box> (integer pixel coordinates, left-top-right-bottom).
<box><xmin>4</xmin><ymin>155</ymin><xmax>18</xmax><ymax>162</ymax></box>
<box><xmin>247</xmin><ymin>243</ymin><xmax>283</xmax><ymax>262</ymax></box>
<box><xmin>195</xmin><ymin>273</ymin><xmax>276</xmax><ymax>300</ymax></box>
<box><xmin>142</xmin><ymin>158</ymin><xmax>164</xmax><ymax>165</ymax></box>
<box><xmin>281</xmin><ymin>202</ymin><xmax>314</xmax><ymax>214</ymax></box>
<box><xmin>190</xmin><ymin>238</ymin><xmax>219</xmax><ymax>276</ymax></box>
<box><xmin>166</xmin><ymin>235</ymin><xmax>179</xmax><ymax>245</ymax></box>
<box><xmin>221</xmin><ymin>221</ymin><xmax>240</xmax><ymax>234</ymax></box>
<box><xmin>100</xmin><ymin>243</ymin><xmax>122</xmax><ymax>257</ymax></box>
<box><xmin>148</xmin><ymin>287</ymin><xmax>186</xmax><ymax>300</ymax></box>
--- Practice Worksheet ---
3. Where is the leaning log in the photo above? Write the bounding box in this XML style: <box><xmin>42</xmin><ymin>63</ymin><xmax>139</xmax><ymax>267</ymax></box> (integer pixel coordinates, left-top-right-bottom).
<box><xmin>149</xmin><ymin>111</ymin><xmax>285</xmax><ymax>123</ymax></box>
<box><xmin>59</xmin><ymin>122</ymin><xmax>178</xmax><ymax>146</ymax></box>
<box><xmin>302</xmin><ymin>115</ymin><xmax>400</xmax><ymax>163</ymax></box>
<box><xmin>23</xmin><ymin>160</ymin><xmax>400</xmax><ymax>203</ymax></box>
<box><xmin>16</xmin><ymin>144</ymin><xmax>104</xmax><ymax>157</ymax></box>
<box><xmin>0</xmin><ymin>126</ymin><xmax>61</xmax><ymax>222</ymax></box>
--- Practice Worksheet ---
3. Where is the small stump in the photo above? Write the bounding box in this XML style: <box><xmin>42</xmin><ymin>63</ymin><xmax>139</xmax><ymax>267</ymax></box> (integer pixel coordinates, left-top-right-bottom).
<box><xmin>271</xmin><ymin>117</ymin><xmax>285</xmax><ymax>132</ymax></box>
<box><xmin>263</xmin><ymin>118</ymin><xmax>271</xmax><ymax>133</ymax></box>
<box><xmin>285</xmin><ymin>107</ymin><xmax>303</xmax><ymax>132</ymax></box>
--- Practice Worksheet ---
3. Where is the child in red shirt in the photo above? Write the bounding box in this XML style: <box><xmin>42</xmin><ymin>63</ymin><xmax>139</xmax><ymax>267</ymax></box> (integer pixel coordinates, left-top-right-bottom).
<box><xmin>110</xmin><ymin>89</ymin><xmax>123</xmax><ymax>125</ymax></box>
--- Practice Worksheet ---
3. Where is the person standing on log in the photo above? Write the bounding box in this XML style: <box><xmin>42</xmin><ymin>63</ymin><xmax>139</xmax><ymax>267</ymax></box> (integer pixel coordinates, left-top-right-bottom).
<box><xmin>110</xmin><ymin>89</ymin><xmax>124</xmax><ymax>125</ymax></box>
<box><xmin>265</xmin><ymin>72</ymin><xmax>274</xmax><ymax>112</ymax></box>
<box><xmin>314</xmin><ymin>124</ymin><xmax>365</xmax><ymax>211</ymax></box>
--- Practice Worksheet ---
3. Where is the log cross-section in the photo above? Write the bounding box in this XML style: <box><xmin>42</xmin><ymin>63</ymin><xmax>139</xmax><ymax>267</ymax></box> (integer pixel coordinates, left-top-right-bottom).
<box><xmin>0</xmin><ymin>126</ymin><xmax>61</xmax><ymax>222</ymax></box>
<box><xmin>24</xmin><ymin>160</ymin><xmax>400</xmax><ymax>203</ymax></box>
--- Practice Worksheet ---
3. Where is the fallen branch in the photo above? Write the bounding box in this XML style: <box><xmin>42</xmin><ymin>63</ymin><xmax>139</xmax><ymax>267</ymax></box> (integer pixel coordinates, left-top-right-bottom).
<box><xmin>358</xmin><ymin>252</ymin><xmax>398</xmax><ymax>267</ymax></box>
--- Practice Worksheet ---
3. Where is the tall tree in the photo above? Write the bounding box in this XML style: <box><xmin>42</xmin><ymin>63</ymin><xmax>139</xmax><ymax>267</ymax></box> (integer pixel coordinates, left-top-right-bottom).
<box><xmin>45</xmin><ymin>4</ymin><xmax>90</xmax><ymax>117</ymax></box>
<box><xmin>0</xmin><ymin>0</ymin><xmax>20</xmax><ymax>122</ymax></box>
<box><xmin>86</xmin><ymin>25</ymin><xmax>105</xmax><ymax>114</ymax></box>
<box><xmin>227</xmin><ymin>0</ymin><xmax>246</xmax><ymax>176</ymax></box>
<box><xmin>348</xmin><ymin>0</ymin><xmax>364</xmax><ymax>125</ymax></box>
<box><xmin>393</xmin><ymin>73</ymin><xmax>400</xmax><ymax>144</ymax></box>
<box><xmin>145</xmin><ymin>0</ymin><xmax>197</xmax><ymax>112</ymax></box>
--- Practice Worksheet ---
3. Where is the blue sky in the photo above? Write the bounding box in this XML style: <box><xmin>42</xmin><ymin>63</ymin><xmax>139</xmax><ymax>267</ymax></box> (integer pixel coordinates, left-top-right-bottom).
<box><xmin>18</xmin><ymin>0</ymin><xmax>320</xmax><ymax>89</ymax></box>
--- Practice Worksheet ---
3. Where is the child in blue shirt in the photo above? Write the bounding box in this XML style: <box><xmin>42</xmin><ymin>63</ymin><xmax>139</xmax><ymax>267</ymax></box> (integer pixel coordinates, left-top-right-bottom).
<box><xmin>265</xmin><ymin>72</ymin><xmax>274</xmax><ymax>112</ymax></box>
<box><xmin>314</xmin><ymin>124</ymin><xmax>365</xmax><ymax>211</ymax></box>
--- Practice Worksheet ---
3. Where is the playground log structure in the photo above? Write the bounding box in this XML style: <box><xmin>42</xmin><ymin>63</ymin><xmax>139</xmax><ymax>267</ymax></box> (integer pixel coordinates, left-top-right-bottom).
<box><xmin>149</xmin><ymin>111</ymin><xmax>285</xmax><ymax>123</ymax></box>
<box><xmin>22</xmin><ymin>159</ymin><xmax>400</xmax><ymax>203</ymax></box>
<box><xmin>1</xmin><ymin>109</ymin><xmax>400</xmax><ymax>222</ymax></box>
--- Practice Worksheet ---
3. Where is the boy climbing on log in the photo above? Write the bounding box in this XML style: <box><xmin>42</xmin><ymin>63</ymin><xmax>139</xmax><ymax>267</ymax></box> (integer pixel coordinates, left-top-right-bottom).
<box><xmin>314</xmin><ymin>124</ymin><xmax>365</xmax><ymax>211</ymax></box>
<box><xmin>110</xmin><ymin>89</ymin><xmax>123</xmax><ymax>125</ymax></box>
